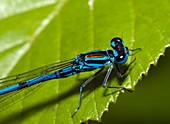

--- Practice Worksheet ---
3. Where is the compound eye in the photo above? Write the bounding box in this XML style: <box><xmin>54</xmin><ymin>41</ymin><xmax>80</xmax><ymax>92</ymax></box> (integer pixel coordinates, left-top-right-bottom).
<box><xmin>111</xmin><ymin>37</ymin><xmax>122</xmax><ymax>48</ymax></box>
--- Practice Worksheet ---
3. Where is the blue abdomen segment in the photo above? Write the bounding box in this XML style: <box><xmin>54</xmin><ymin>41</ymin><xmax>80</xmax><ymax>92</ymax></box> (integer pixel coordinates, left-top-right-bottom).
<box><xmin>26</xmin><ymin>66</ymin><xmax>78</xmax><ymax>87</ymax></box>
<box><xmin>55</xmin><ymin>66</ymin><xmax>78</xmax><ymax>78</ymax></box>
<box><xmin>0</xmin><ymin>66</ymin><xmax>77</xmax><ymax>95</ymax></box>
<box><xmin>0</xmin><ymin>84</ymin><xmax>19</xmax><ymax>95</ymax></box>
<box><xmin>26</xmin><ymin>73</ymin><xmax>57</xmax><ymax>86</ymax></box>
<box><xmin>0</xmin><ymin>73</ymin><xmax>57</xmax><ymax>95</ymax></box>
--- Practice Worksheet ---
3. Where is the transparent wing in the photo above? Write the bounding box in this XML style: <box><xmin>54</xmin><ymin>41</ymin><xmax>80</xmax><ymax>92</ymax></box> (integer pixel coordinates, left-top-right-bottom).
<box><xmin>0</xmin><ymin>59</ymin><xmax>74</xmax><ymax>89</ymax></box>
<box><xmin>0</xmin><ymin>59</ymin><xmax>74</xmax><ymax>110</ymax></box>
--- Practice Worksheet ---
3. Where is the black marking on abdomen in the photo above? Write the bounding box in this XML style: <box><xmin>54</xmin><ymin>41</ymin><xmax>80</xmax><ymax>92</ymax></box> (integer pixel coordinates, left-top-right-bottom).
<box><xmin>54</xmin><ymin>67</ymin><xmax>75</xmax><ymax>78</ymax></box>
<box><xmin>19</xmin><ymin>82</ymin><xmax>28</xmax><ymax>89</ymax></box>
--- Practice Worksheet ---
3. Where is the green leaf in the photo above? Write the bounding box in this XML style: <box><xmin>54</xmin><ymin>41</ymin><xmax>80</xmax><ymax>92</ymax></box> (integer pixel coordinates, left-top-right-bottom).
<box><xmin>0</xmin><ymin>0</ymin><xmax>169</xmax><ymax>124</ymax></box>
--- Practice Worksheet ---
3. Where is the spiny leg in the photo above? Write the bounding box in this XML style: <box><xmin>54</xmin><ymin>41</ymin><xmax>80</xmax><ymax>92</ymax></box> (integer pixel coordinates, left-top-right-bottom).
<box><xmin>129</xmin><ymin>48</ymin><xmax>142</xmax><ymax>56</ymax></box>
<box><xmin>102</xmin><ymin>63</ymin><xmax>131</xmax><ymax>92</ymax></box>
<box><xmin>129</xmin><ymin>48</ymin><xmax>142</xmax><ymax>52</ymax></box>
<box><xmin>71</xmin><ymin>67</ymin><xmax>104</xmax><ymax>117</ymax></box>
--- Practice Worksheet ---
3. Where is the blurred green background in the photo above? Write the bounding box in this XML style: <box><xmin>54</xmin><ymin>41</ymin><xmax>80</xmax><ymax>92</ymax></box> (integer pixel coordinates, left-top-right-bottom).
<box><xmin>89</xmin><ymin>48</ymin><xmax>170</xmax><ymax>123</ymax></box>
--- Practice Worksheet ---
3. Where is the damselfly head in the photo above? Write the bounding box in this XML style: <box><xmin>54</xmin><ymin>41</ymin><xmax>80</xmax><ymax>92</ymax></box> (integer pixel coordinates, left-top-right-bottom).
<box><xmin>111</xmin><ymin>37</ymin><xmax>130</xmax><ymax>65</ymax></box>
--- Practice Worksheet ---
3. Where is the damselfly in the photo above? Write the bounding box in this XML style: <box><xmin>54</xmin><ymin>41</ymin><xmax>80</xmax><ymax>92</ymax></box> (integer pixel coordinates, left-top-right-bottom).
<box><xmin>0</xmin><ymin>37</ymin><xmax>141</xmax><ymax>117</ymax></box>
